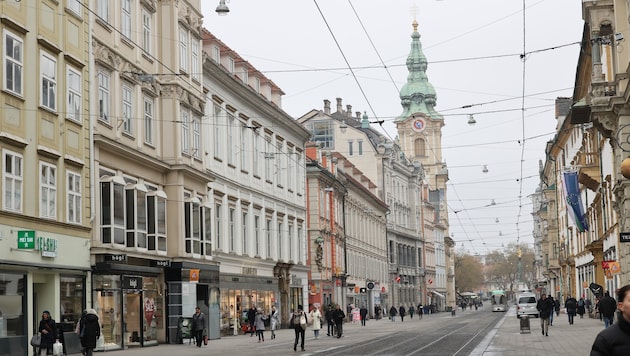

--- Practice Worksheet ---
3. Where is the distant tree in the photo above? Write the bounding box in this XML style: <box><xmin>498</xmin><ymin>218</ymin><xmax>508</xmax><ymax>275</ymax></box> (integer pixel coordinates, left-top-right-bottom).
<box><xmin>485</xmin><ymin>243</ymin><xmax>535</xmax><ymax>292</ymax></box>
<box><xmin>454</xmin><ymin>252</ymin><xmax>484</xmax><ymax>293</ymax></box>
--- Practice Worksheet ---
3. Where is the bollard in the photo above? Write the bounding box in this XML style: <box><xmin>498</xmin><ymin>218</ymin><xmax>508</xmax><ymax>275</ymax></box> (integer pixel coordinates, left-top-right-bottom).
<box><xmin>519</xmin><ymin>315</ymin><xmax>530</xmax><ymax>334</ymax></box>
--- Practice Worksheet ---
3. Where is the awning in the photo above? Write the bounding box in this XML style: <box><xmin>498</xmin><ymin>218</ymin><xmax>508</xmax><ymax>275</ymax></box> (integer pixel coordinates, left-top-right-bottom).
<box><xmin>431</xmin><ymin>290</ymin><xmax>445</xmax><ymax>299</ymax></box>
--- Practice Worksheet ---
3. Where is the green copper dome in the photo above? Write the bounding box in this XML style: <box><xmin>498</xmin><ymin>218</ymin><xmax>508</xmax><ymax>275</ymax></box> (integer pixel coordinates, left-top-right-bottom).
<box><xmin>396</xmin><ymin>20</ymin><xmax>442</xmax><ymax>121</ymax></box>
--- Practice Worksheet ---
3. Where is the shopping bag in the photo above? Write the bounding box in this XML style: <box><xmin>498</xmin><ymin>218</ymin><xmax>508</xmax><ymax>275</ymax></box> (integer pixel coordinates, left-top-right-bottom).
<box><xmin>203</xmin><ymin>328</ymin><xmax>208</xmax><ymax>345</ymax></box>
<box><xmin>52</xmin><ymin>340</ymin><xmax>63</xmax><ymax>356</ymax></box>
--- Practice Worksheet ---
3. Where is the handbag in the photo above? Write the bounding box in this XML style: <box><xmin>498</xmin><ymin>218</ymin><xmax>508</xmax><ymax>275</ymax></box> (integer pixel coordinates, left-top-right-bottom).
<box><xmin>30</xmin><ymin>334</ymin><xmax>41</xmax><ymax>347</ymax></box>
<box><xmin>202</xmin><ymin>328</ymin><xmax>208</xmax><ymax>345</ymax></box>
<box><xmin>299</xmin><ymin>313</ymin><xmax>307</xmax><ymax>330</ymax></box>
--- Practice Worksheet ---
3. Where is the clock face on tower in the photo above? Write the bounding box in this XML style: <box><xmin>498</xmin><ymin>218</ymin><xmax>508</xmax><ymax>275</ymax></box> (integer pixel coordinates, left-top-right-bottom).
<box><xmin>412</xmin><ymin>117</ymin><xmax>426</xmax><ymax>132</ymax></box>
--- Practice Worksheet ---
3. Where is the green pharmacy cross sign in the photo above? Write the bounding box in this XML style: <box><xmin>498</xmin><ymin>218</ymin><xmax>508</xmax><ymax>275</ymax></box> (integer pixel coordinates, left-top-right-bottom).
<box><xmin>18</xmin><ymin>230</ymin><xmax>36</xmax><ymax>249</ymax></box>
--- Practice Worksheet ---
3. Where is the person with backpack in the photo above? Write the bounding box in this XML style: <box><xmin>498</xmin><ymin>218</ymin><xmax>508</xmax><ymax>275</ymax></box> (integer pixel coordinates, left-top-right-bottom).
<box><xmin>565</xmin><ymin>295</ymin><xmax>578</xmax><ymax>325</ymax></box>
<box><xmin>290</xmin><ymin>305</ymin><xmax>307</xmax><ymax>352</ymax></box>
<box><xmin>577</xmin><ymin>297</ymin><xmax>586</xmax><ymax>319</ymax></box>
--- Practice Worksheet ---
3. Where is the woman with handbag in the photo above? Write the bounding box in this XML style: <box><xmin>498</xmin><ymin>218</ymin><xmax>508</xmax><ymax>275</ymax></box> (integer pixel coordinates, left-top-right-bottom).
<box><xmin>38</xmin><ymin>310</ymin><xmax>57</xmax><ymax>356</ymax></box>
<box><xmin>79</xmin><ymin>309</ymin><xmax>101</xmax><ymax>356</ymax></box>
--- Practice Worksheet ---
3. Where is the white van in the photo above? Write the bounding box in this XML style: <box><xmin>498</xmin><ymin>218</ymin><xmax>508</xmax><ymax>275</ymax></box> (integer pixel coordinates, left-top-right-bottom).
<box><xmin>516</xmin><ymin>292</ymin><xmax>538</xmax><ymax>318</ymax></box>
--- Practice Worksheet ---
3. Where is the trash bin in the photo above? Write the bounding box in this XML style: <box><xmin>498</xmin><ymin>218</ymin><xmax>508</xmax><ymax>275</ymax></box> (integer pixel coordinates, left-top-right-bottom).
<box><xmin>519</xmin><ymin>315</ymin><xmax>530</xmax><ymax>334</ymax></box>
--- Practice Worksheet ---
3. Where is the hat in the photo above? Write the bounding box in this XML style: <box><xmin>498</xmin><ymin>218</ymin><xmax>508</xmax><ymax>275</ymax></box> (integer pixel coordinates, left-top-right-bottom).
<box><xmin>42</xmin><ymin>310</ymin><xmax>50</xmax><ymax>315</ymax></box>
<box><xmin>297</xmin><ymin>305</ymin><xmax>303</xmax><ymax>311</ymax></box>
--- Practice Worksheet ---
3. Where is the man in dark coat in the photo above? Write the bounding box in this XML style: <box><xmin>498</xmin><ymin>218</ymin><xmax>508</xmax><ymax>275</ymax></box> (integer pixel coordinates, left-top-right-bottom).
<box><xmin>399</xmin><ymin>305</ymin><xmax>406</xmax><ymax>322</ymax></box>
<box><xmin>359</xmin><ymin>305</ymin><xmax>368</xmax><ymax>326</ymax></box>
<box><xmin>332</xmin><ymin>305</ymin><xmax>345</xmax><ymax>338</ymax></box>
<box><xmin>191</xmin><ymin>307</ymin><xmax>206</xmax><ymax>347</ymax></box>
<box><xmin>326</xmin><ymin>305</ymin><xmax>335</xmax><ymax>336</ymax></box>
<box><xmin>38</xmin><ymin>310</ymin><xmax>57</xmax><ymax>356</ymax></box>
<box><xmin>599</xmin><ymin>291</ymin><xmax>618</xmax><ymax>328</ymax></box>
<box><xmin>79</xmin><ymin>309</ymin><xmax>101</xmax><ymax>356</ymax></box>
<box><xmin>591</xmin><ymin>284</ymin><xmax>630</xmax><ymax>356</ymax></box>
<box><xmin>565</xmin><ymin>295</ymin><xmax>578</xmax><ymax>325</ymax></box>
<box><xmin>247</xmin><ymin>305</ymin><xmax>257</xmax><ymax>336</ymax></box>
<box><xmin>536</xmin><ymin>293</ymin><xmax>554</xmax><ymax>336</ymax></box>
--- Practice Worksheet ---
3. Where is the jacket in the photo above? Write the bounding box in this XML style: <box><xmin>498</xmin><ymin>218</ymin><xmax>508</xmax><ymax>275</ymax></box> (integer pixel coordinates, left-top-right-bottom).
<box><xmin>332</xmin><ymin>308</ymin><xmax>345</xmax><ymax>324</ymax></box>
<box><xmin>254</xmin><ymin>312</ymin><xmax>267</xmax><ymax>331</ymax></box>
<box><xmin>591</xmin><ymin>314</ymin><xmax>630</xmax><ymax>356</ymax></box>
<box><xmin>536</xmin><ymin>298</ymin><xmax>553</xmax><ymax>319</ymax></box>
<box><xmin>80</xmin><ymin>309</ymin><xmax>101</xmax><ymax>349</ymax></box>
<box><xmin>38</xmin><ymin>317</ymin><xmax>57</xmax><ymax>348</ymax></box>
<box><xmin>192</xmin><ymin>311</ymin><xmax>206</xmax><ymax>332</ymax></box>
<box><xmin>599</xmin><ymin>296</ymin><xmax>617</xmax><ymax>318</ymax></box>
<box><xmin>309</xmin><ymin>309</ymin><xmax>322</xmax><ymax>330</ymax></box>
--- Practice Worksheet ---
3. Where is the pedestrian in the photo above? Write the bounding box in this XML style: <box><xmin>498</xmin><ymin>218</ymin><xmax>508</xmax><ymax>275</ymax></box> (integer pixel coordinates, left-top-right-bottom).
<box><xmin>598</xmin><ymin>291</ymin><xmax>618</xmax><ymax>328</ymax></box>
<box><xmin>590</xmin><ymin>284</ymin><xmax>630</xmax><ymax>356</ymax></box>
<box><xmin>38</xmin><ymin>310</ymin><xmax>58</xmax><ymax>356</ymax></box>
<box><xmin>346</xmin><ymin>304</ymin><xmax>352</xmax><ymax>323</ymax></box>
<box><xmin>254</xmin><ymin>308</ymin><xmax>267</xmax><ymax>343</ymax></box>
<box><xmin>247</xmin><ymin>305</ymin><xmax>257</xmax><ymax>336</ymax></box>
<box><xmin>326</xmin><ymin>305</ymin><xmax>335</xmax><ymax>336</ymax></box>
<box><xmin>548</xmin><ymin>296</ymin><xmax>555</xmax><ymax>326</ymax></box>
<box><xmin>565</xmin><ymin>295</ymin><xmax>578</xmax><ymax>325</ymax></box>
<box><xmin>333</xmin><ymin>304</ymin><xmax>345</xmax><ymax>338</ymax></box>
<box><xmin>78</xmin><ymin>309</ymin><xmax>100</xmax><ymax>356</ymax></box>
<box><xmin>290</xmin><ymin>305</ymin><xmax>307</xmax><ymax>352</ymax></box>
<box><xmin>389</xmin><ymin>305</ymin><xmax>397</xmax><ymax>322</ymax></box>
<box><xmin>554</xmin><ymin>298</ymin><xmax>561</xmax><ymax>317</ymax></box>
<box><xmin>399</xmin><ymin>305</ymin><xmax>406</xmax><ymax>322</ymax></box>
<box><xmin>578</xmin><ymin>297</ymin><xmax>586</xmax><ymax>319</ymax></box>
<box><xmin>309</xmin><ymin>304</ymin><xmax>322</xmax><ymax>339</ymax></box>
<box><xmin>536</xmin><ymin>293</ymin><xmax>553</xmax><ymax>336</ymax></box>
<box><xmin>270</xmin><ymin>305</ymin><xmax>279</xmax><ymax>340</ymax></box>
<box><xmin>418</xmin><ymin>304</ymin><xmax>424</xmax><ymax>320</ymax></box>
<box><xmin>359</xmin><ymin>305</ymin><xmax>368</xmax><ymax>326</ymax></box>
<box><xmin>191</xmin><ymin>307</ymin><xmax>206</xmax><ymax>347</ymax></box>
<box><xmin>409</xmin><ymin>305</ymin><xmax>414</xmax><ymax>319</ymax></box>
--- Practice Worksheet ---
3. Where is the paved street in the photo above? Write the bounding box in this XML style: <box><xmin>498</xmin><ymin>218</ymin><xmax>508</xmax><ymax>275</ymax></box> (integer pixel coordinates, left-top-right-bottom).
<box><xmin>83</xmin><ymin>307</ymin><xmax>607</xmax><ymax>355</ymax></box>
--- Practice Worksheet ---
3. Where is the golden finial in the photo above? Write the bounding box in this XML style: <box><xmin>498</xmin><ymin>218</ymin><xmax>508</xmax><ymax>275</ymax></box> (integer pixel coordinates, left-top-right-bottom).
<box><xmin>413</xmin><ymin>19</ymin><xmax>418</xmax><ymax>32</ymax></box>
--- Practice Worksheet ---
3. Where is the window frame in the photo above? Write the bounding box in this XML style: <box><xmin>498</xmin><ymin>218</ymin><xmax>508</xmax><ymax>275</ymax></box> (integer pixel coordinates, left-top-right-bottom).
<box><xmin>142</xmin><ymin>9</ymin><xmax>152</xmax><ymax>54</ymax></box>
<box><xmin>121</xmin><ymin>0</ymin><xmax>132</xmax><ymax>39</ymax></box>
<box><xmin>40</xmin><ymin>52</ymin><xmax>57</xmax><ymax>111</ymax></box>
<box><xmin>144</xmin><ymin>96</ymin><xmax>154</xmax><ymax>144</ymax></box>
<box><xmin>39</xmin><ymin>161</ymin><xmax>57</xmax><ymax>219</ymax></box>
<box><xmin>98</xmin><ymin>70</ymin><xmax>110</xmax><ymax>123</ymax></box>
<box><xmin>3</xmin><ymin>149</ymin><xmax>23</xmax><ymax>212</ymax></box>
<box><xmin>122</xmin><ymin>83</ymin><xmax>133</xmax><ymax>134</ymax></box>
<box><xmin>67</xmin><ymin>170</ymin><xmax>82</xmax><ymax>224</ymax></box>
<box><xmin>67</xmin><ymin>66</ymin><xmax>82</xmax><ymax>123</ymax></box>
<box><xmin>3</xmin><ymin>30</ymin><xmax>23</xmax><ymax>95</ymax></box>
<box><xmin>179</xmin><ymin>26</ymin><xmax>188</xmax><ymax>72</ymax></box>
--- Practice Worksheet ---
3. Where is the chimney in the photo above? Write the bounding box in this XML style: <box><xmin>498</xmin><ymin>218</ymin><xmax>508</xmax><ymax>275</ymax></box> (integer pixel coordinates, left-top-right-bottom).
<box><xmin>356</xmin><ymin>111</ymin><xmax>361</xmax><ymax>119</ymax></box>
<box><xmin>346</xmin><ymin>105</ymin><xmax>352</xmax><ymax>117</ymax></box>
<box><xmin>305</xmin><ymin>141</ymin><xmax>319</xmax><ymax>161</ymax></box>
<box><xmin>323</xmin><ymin>99</ymin><xmax>331</xmax><ymax>115</ymax></box>
<box><xmin>336</xmin><ymin>97</ymin><xmax>343</xmax><ymax>113</ymax></box>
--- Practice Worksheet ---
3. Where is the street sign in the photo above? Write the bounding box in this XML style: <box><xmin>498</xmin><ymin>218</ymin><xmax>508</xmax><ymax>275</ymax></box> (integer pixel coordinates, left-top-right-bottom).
<box><xmin>17</xmin><ymin>230</ymin><xmax>36</xmax><ymax>249</ymax></box>
<box><xmin>367</xmin><ymin>282</ymin><xmax>375</xmax><ymax>290</ymax></box>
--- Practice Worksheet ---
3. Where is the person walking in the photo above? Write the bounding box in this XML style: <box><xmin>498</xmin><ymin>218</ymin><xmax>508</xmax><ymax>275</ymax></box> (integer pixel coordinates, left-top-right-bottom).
<box><xmin>38</xmin><ymin>310</ymin><xmax>58</xmax><ymax>356</ymax></box>
<box><xmin>565</xmin><ymin>295</ymin><xmax>578</xmax><ymax>325</ymax></box>
<box><xmin>326</xmin><ymin>305</ymin><xmax>335</xmax><ymax>336</ymax></box>
<box><xmin>409</xmin><ymin>305</ymin><xmax>414</xmax><ymax>319</ymax></box>
<box><xmin>389</xmin><ymin>306</ymin><xmax>397</xmax><ymax>322</ymax></box>
<box><xmin>536</xmin><ymin>293</ymin><xmax>553</xmax><ymax>336</ymax></box>
<box><xmin>399</xmin><ymin>305</ymin><xmax>406</xmax><ymax>322</ymax></box>
<box><xmin>332</xmin><ymin>304</ymin><xmax>345</xmax><ymax>338</ymax></box>
<box><xmin>418</xmin><ymin>304</ymin><xmax>424</xmax><ymax>320</ymax></box>
<box><xmin>290</xmin><ymin>305</ymin><xmax>307</xmax><ymax>352</ymax></box>
<box><xmin>79</xmin><ymin>309</ymin><xmax>101</xmax><ymax>356</ymax></box>
<box><xmin>359</xmin><ymin>305</ymin><xmax>368</xmax><ymax>326</ymax></box>
<box><xmin>590</xmin><ymin>284</ymin><xmax>630</xmax><ymax>355</ymax></box>
<box><xmin>554</xmin><ymin>298</ymin><xmax>561</xmax><ymax>317</ymax></box>
<box><xmin>599</xmin><ymin>291</ymin><xmax>618</xmax><ymax>328</ymax></box>
<box><xmin>548</xmin><ymin>296</ymin><xmax>555</xmax><ymax>326</ymax></box>
<box><xmin>578</xmin><ymin>297</ymin><xmax>587</xmax><ymax>319</ymax></box>
<box><xmin>309</xmin><ymin>304</ymin><xmax>322</xmax><ymax>339</ymax></box>
<box><xmin>191</xmin><ymin>307</ymin><xmax>206</xmax><ymax>347</ymax></box>
<box><xmin>247</xmin><ymin>305</ymin><xmax>257</xmax><ymax>336</ymax></box>
<box><xmin>254</xmin><ymin>308</ymin><xmax>267</xmax><ymax>343</ymax></box>
<box><xmin>270</xmin><ymin>305</ymin><xmax>279</xmax><ymax>340</ymax></box>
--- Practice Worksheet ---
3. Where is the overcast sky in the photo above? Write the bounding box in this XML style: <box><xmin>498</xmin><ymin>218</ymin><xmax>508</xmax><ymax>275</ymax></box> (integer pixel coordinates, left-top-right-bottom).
<box><xmin>200</xmin><ymin>0</ymin><xmax>585</xmax><ymax>255</ymax></box>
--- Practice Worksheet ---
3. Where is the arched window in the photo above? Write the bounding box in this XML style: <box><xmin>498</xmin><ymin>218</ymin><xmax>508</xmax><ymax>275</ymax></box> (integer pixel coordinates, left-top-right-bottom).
<box><xmin>414</xmin><ymin>138</ymin><xmax>426</xmax><ymax>157</ymax></box>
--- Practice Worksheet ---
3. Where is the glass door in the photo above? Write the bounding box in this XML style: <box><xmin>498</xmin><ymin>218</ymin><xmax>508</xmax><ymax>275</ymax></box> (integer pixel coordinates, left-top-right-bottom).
<box><xmin>123</xmin><ymin>292</ymin><xmax>142</xmax><ymax>346</ymax></box>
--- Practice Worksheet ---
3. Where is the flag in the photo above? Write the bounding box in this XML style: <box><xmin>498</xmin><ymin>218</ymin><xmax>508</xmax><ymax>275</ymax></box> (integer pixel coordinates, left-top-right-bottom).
<box><xmin>563</xmin><ymin>171</ymin><xmax>588</xmax><ymax>232</ymax></box>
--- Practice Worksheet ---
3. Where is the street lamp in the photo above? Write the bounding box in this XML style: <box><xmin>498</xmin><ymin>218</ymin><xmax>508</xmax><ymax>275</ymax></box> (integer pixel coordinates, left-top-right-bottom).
<box><xmin>215</xmin><ymin>0</ymin><xmax>230</xmax><ymax>15</ymax></box>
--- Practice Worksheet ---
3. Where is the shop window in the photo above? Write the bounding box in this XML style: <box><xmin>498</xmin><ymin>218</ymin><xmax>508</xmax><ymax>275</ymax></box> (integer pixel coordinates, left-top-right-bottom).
<box><xmin>60</xmin><ymin>275</ymin><xmax>84</xmax><ymax>332</ymax></box>
<box><xmin>0</xmin><ymin>272</ymin><xmax>26</xmax><ymax>348</ymax></box>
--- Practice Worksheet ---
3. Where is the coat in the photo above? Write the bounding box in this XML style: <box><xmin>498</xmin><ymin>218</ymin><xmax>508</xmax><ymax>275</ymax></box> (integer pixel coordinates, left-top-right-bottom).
<box><xmin>565</xmin><ymin>297</ymin><xmax>578</xmax><ymax>316</ymax></box>
<box><xmin>80</xmin><ymin>310</ymin><xmax>101</xmax><ymax>349</ymax></box>
<box><xmin>591</xmin><ymin>314</ymin><xmax>630</xmax><ymax>356</ymax></box>
<box><xmin>309</xmin><ymin>309</ymin><xmax>322</xmax><ymax>330</ymax></box>
<box><xmin>38</xmin><ymin>316</ymin><xmax>57</xmax><ymax>349</ymax></box>
<box><xmin>270</xmin><ymin>309</ymin><xmax>280</xmax><ymax>331</ymax></box>
<box><xmin>254</xmin><ymin>312</ymin><xmax>267</xmax><ymax>331</ymax></box>
<box><xmin>536</xmin><ymin>298</ymin><xmax>554</xmax><ymax>319</ymax></box>
<box><xmin>192</xmin><ymin>311</ymin><xmax>206</xmax><ymax>332</ymax></box>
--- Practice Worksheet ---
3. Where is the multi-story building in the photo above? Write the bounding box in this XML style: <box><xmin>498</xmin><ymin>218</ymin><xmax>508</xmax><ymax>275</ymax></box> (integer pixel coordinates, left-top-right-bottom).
<box><xmin>202</xmin><ymin>30</ymin><xmax>311</xmax><ymax>332</ymax></box>
<box><xmin>0</xmin><ymin>1</ymin><xmax>91</xmax><ymax>354</ymax></box>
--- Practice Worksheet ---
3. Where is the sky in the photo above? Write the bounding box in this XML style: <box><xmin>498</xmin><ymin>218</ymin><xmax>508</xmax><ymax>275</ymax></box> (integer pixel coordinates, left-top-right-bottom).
<box><xmin>200</xmin><ymin>0</ymin><xmax>585</xmax><ymax>256</ymax></box>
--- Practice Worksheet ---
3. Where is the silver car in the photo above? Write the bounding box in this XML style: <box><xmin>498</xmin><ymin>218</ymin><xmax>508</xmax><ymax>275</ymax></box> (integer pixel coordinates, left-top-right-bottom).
<box><xmin>516</xmin><ymin>293</ymin><xmax>538</xmax><ymax>318</ymax></box>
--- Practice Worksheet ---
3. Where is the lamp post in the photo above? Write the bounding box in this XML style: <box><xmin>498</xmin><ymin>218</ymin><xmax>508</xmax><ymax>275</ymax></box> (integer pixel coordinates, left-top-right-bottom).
<box><xmin>215</xmin><ymin>0</ymin><xmax>229</xmax><ymax>15</ymax></box>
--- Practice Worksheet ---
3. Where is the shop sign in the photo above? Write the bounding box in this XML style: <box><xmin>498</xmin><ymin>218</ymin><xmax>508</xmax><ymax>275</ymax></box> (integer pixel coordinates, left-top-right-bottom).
<box><xmin>17</xmin><ymin>230</ymin><xmax>36</xmax><ymax>249</ymax></box>
<box><xmin>150</xmin><ymin>259</ymin><xmax>170</xmax><ymax>267</ymax></box>
<box><xmin>105</xmin><ymin>254</ymin><xmax>128</xmax><ymax>263</ymax></box>
<box><xmin>36</xmin><ymin>236</ymin><xmax>58</xmax><ymax>258</ymax></box>
<box><xmin>123</xmin><ymin>276</ymin><xmax>143</xmax><ymax>290</ymax></box>
<box><xmin>620</xmin><ymin>232</ymin><xmax>630</xmax><ymax>243</ymax></box>
<box><xmin>189</xmin><ymin>269</ymin><xmax>200</xmax><ymax>283</ymax></box>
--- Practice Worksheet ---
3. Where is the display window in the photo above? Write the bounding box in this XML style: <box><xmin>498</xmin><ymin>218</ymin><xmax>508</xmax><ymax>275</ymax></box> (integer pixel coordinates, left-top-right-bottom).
<box><xmin>0</xmin><ymin>272</ymin><xmax>26</xmax><ymax>344</ymax></box>
<box><xmin>219</xmin><ymin>288</ymin><xmax>276</xmax><ymax>334</ymax></box>
<box><xmin>93</xmin><ymin>275</ymin><xmax>122</xmax><ymax>350</ymax></box>
<box><xmin>60</xmin><ymin>275</ymin><xmax>85</xmax><ymax>333</ymax></box>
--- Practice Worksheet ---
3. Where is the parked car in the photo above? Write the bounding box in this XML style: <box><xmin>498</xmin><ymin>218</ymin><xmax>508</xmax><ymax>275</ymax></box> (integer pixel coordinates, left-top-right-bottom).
<box><xmin>516</xmin><ymin>292</ymin><xmax>538</xmax><ymax>319</ymax></box>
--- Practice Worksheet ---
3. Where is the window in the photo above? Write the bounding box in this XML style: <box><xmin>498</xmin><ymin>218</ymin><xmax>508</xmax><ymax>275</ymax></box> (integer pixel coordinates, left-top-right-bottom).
<box><xmin>67</xmin><ymin>171</ymin><xmax>81</xmax><ymax>224</ymax></box>
<box><xmin>227</xmin><ymin>115</ymin><xmax>235</xmax><ymax>165</ymax></box>
<box><xmin>179</xmin><ymin>26</ymin><xmax>188</xmax><ymax>72</ymax></box>
<box><xmin>4</xmin><ymin>30</ymin><xmax>23</xmax><ymax>95</ymax></box>
<box><xmin>348</xmin><ymin>141</ymin><xmax>353</xmax><ymax>156</ymax></box>
<box><xmin>265</xmin><ymin>136</ymin><xmax>272</xmax><ymax>182</ymax></box>
<box><xmin>192</xmin><ymin>116</ymin><xmax>200</xmax><ymax>158</ymax></box>
<box><xmin>242</xmin><ymin>211</ymin><xmax>248</xmax><ymax>255</ymax></box>
<box><xmin>144</xmin><ymin>97</ymin><xmax>154</xmax><ymax>144</ymax></box>
<box><xmin>276</xmin><ymin>142</ymin><xmax>284</xmax><ymax>187</ymax></box>
<box><xmin>229</xmin><ymin>207</ymin><xmax>235</xmax><ymax>252</ymax></box>
<box><xmin>181</xmin><ymin>109</ymin><xmax>190</xmax><ymax>154</ymax></box>
<box><xmin>240</xmin><ymin>124</ymin><xmax>247</xmax><ymax>170</ymax></box>
<box><xmin>288</xmin><ymin>224</ymin><xmax>293</xmax><ymax>262</ymax></box>
<box><xmin>39</xmin><ymin>162</ymin><xmax>56</xmax><ymax>219</ymax></box>
<box><xmin>98</xmin><ymin>71</ymin><xmax>110</xmax><ymax>122</ymax></box>
<box><xmin>147</xmin><ymin>191</ymin><xmax>167</xmax><ymax>251</ymax></box>
<box><xmin>3</xmin><ymin>150</ymin><xmax>22</xmax><ymax>212</ymax></box>
<box><xmin>96</xmin><ymin>0</ymin><xmax>109</xmax><ymax>20</ymax></box>
<box><xmin>253</xmin><ymin>132</ymin><xmax>260</xmax><ymax>177</ymax></box>
<box><xmin>213</xmin><ymin>105</ymin><xmax>222</xmax><ymax>159</ymax></box>
<box><xmin>297</xmin><ymin>225</ymin><xmax>303</xmax><ymax>263</ymax></box>
<box><xmin>203</xmin><ymin>203</ymin><xmax>211</xmax><ymax>255</ymax></box>
<box><xmin>185</xmin><ymin>197</ymin><xmax>210</xmax><ymax>255</ymax></box>
<box><xmin>277</xmin><ymin>222</ymin><xmax>283</xmax><ymax>260</ymax></box>
<box><xmin>358</xmin><ymin>140</ymin><xmax>363</xmax><ymax>155</ymax></box>
<box><xmin>414</xmin><ymin>138</ymin><xmax>426</xmax><ymax>156</ymax></box>
<box><xmin>191</xmin><ymin>38</ymin><xmax>200</xmax><ymax>81</ymax></box>
<box><xmin>67</xmin><ymin>0</ymin><xmax>81</xmax><ymax>16</ymax></box>
<box><xmin>227</xmin><ymin>57</ymin><xmax>234</xmax><ymax>73</ymax></box>
<box><xmin>122</xmin><ymin>84</ymin><xmax>133</xmax><ymax>134</ymax></box>
<box><xmin>212</xmin><ymin>45</ymin><xmax>220</xmax><ymax>62</ymax></box>
<box><xmin>288</xmin><ymin>149</ymin><xmax>294</xmax><ymax>191</ymax></box>
<box><xmin>215</xmin><ymin>203</ymin><xmax>222</xmax><ymax>250</ymax></box>
<box><xmin>142</xmin><ymin>10</ymin><xmax>152</xmax><ymax>54</ymax></box>
<box><xmin>67</xmin><ymin>67</ymin><xmax>81</xmax><ymax>122</ymax></box>
<box><xmin>41</xmin><ymin>53</ymin><xmax>57</xmax><ymax>110</ymax></box>
<box><xmin>126</xmin><ymin>184</ymin><xmax>147</xmax><ymax>248</ymax></box>
<box><xmin>254</xmin><ymin>215</ymin><xmax>260</xmax><ymax>256</ymax></box>
<box><xmin>266</xmin><ymin>218</ymin><xmax>272</xmax><ymax>258</ymax></box>
<box><xmin>254</xmin><ymin>77</ymin><xmax>260</xmax><ymax>93</ymax></box>
<box><xmin>121</xmin><ymin>0</ymin><xmax>132</xmax><ymax>39</ymax></box>
<box><xmin>100</xmin><ymin>176</ymin><xmax>125</xmax><ymax>245</ymax></box>
<box><xmin>311</xmin><ymin>121</ymin><xmax>333</xmax><ymax>149</ymax></box>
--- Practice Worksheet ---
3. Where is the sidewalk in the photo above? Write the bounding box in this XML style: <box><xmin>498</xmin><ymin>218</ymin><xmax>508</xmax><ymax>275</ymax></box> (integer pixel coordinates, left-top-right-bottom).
<box><xmin>472</xmin><ymin>310</ymin><xmax>606</xmax><ymax>356</ymax></box>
